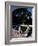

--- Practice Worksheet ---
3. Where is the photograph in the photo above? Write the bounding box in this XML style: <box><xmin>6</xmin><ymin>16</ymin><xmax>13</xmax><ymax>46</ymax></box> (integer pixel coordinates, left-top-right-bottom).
<box><xmin>5</xmin><ymin>2</ymin><xmax>37</xmax><ymax>44</ymax></box>
<box><xmin>11</xmin><ymin>7</ymin><xmax>32</xmax><ymax>38</ymax></box>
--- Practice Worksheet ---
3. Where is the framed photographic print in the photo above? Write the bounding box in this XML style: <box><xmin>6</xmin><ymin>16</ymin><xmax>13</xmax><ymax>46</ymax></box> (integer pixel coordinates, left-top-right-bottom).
<box><xmin>5</xmin><ymin>2</ymin><xmax>37</xmax><ymax>44</ymax></box>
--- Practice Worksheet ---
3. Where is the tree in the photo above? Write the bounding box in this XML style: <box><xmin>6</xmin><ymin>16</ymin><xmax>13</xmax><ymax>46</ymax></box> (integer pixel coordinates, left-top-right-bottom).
<box><xmin>12</xmin><ymin>8</ymin><xmax>32</xmax><ymax>31</ymax></box>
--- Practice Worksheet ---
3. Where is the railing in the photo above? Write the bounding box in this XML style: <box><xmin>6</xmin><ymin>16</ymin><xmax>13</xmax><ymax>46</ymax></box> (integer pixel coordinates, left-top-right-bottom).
<box><xmin>12</xmin><ymin>24</ymin><xmax>32</xmax><ymax>32</ymax></box>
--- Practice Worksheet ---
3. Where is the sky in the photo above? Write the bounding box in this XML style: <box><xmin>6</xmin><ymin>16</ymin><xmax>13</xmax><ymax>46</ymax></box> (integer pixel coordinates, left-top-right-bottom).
<box><xmin>27</xmin><ymin>8</ymin><xmax>32</xmax><ymax>13</ymax></box>
<box><xmin>11</xmin><ymin>6</ymin><xmax>32</xmax><ymax>13</ymax></box>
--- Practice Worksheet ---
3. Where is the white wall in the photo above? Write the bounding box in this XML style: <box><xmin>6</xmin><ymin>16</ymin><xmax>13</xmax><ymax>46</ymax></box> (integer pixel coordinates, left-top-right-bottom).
<box><xmin>0</xmin><ymin>0</ymin><xmax>38</xmax><ymax>46</ymax></box>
